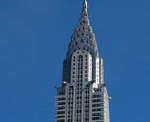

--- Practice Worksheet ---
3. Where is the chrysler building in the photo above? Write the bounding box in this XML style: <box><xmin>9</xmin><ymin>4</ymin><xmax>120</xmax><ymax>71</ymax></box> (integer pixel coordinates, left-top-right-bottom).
<box><xmin>55</xmin><ymin>0</ymin><xmax>110</xmax><ymax>122</ymax></box>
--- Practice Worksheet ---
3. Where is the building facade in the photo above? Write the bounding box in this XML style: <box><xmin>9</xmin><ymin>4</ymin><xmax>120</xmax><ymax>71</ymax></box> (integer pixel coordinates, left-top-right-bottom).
<box><xmin>55</xmin><ymin>1</ymin><xmax>110</xmax><ymax>122</ymax></box>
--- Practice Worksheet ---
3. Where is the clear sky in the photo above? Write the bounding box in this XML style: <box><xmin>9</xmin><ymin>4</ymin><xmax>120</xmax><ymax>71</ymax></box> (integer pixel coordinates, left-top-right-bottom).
<box><xmin>0</xmin><ymin>0</ymin><xmax>150</xmax><ymax>122</ymax></box>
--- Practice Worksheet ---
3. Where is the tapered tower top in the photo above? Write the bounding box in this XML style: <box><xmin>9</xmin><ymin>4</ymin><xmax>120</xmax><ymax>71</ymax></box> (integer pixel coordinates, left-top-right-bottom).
<box><xmin>81</xmin><ymin>0</ymin><xmax>88</xmax><ymax>19</ymax></box>
<box><xmin>80</xmin><ymin>0</ymin><xmax>89</xmax><ymax>24</ymax></box>
<box><xmin>67</xmin><ymin>0</ymin><xmax>99</xmax><ymax>58</ymax></box>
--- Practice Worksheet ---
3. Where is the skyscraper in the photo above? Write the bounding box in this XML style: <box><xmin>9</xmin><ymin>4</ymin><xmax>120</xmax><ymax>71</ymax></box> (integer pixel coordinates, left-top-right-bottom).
<box><xmin>55</xmin><ymin>1</ymin><xmax>110</xmax><ymax>122</ymax></box>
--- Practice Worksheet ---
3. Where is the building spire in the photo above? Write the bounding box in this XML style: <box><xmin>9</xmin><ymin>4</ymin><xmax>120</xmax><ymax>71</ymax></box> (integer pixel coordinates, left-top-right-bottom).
<box><xmin>81</xmin><ymin>0</ymin><xmax>88</xmax><ymax>17</ymax></box>
<box><xmin>84</xmin><ymin>0</ymin><xmax>87</xmax><ymax>9</ymax></box>
<box><xmin>68</xmin><ymin>0</ymin><xmax>99</xmax><ymax>57</ymax></box>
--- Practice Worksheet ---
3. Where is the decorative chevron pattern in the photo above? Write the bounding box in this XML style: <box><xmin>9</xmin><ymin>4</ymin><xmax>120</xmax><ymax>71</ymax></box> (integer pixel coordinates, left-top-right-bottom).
<box><xmin>68</xmin><ymin>1</ymin><xmax>99</xmax><ymax>57</ymax></box>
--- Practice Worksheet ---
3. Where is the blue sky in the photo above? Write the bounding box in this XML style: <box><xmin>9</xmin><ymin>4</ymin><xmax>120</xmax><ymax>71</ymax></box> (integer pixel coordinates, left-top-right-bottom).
<box><xmin>0</xmin><ymin>0</ymin><xmax>150</xmax><ymax>122</ymax></box>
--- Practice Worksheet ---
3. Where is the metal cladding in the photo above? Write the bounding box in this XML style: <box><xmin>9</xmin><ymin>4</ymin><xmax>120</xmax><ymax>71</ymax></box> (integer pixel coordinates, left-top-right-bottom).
<box><xmin>55</xmin><ymin>1</ymin><xmax>110</xmax><ymax>122</ymax></box>
<box><xmin>67</xmin><ymin>1</ymin><xmax>99</xmax><ymax>59</ymax></box>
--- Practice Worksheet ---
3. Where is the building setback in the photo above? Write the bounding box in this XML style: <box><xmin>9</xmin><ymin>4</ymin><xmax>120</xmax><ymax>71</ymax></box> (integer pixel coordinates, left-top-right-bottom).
<box><xmin>55</xmin><ymin>1</ymin><xmax>110</xmax><ymax>122</ymax></box>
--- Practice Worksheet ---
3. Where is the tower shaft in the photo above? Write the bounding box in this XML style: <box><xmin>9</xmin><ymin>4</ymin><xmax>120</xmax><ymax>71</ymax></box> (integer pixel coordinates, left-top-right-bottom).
<box><xmin>55</xmin><ymin>1</ymin><xmax>110</xmax><ymax>122</ymax></box>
